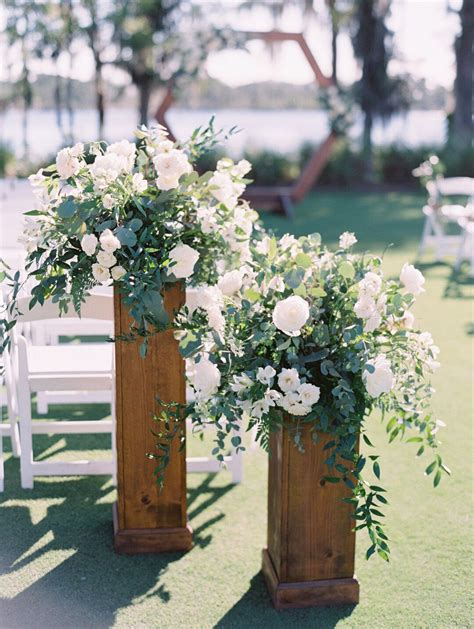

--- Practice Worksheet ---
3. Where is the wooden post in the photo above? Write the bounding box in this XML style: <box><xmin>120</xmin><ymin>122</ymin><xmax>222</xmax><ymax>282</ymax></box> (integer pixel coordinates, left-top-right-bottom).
<box><xmin>262</xmin><ymin>424</ymin><xmax>359</xmax><ymax>609</ymax></box>
<box><xmin>113</xmin><ymin>283</ymin><xmax>192</xmax><ymax>554</ymax></box>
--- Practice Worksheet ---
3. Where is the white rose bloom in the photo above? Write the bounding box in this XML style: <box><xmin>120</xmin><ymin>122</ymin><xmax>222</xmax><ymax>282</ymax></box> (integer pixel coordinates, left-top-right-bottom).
<box><xmin>196</xmin><ymin>206</ymin><xmax>217</xmax><ymax>234</ymax></box>
<box><xmin>90</xmin><ymin>153</ymin><xmax>129</xmax><ymax>189</ymax></box>
<box><xmin>400</xmin><ymin>263</ymin><xmax>425</xmax><ymax>296</ymax></box>
<box><xmin>363</xmin><ymin>310</ymin><xmax>382</xmax><ymax>333</ymax></box>
<box><xmin>286</xmin><ymin>402</ymin><xmax>312</xmax><ymax>417</ymax></box>
<box><xmin>272</xmin><ymin>295</ymin><xmax>310</xmax><ymax>336</ymax></box>
<box><xmin>111</xmin><ymin>265</ymin><xmax>126</xmax><ymax>281</ymax></box>
<box><xmin>81</xmin><ymin>233</ymin><xmax>98</xmax><ymax>256</ymax></box>
<box><xmin>168</xmin><ymin>244</ymin><xmax>200</xmax><ymax>279</ymax></box>
<box><xmin>103</xmin><ymin>194</ymin><xmax>115</xmax><ymax>210</ymax></box>
<box><xmin>131</xmin><ymin>172</ymin><xmax>147</xmax><ymax>193</ymax></box>
<box><xmin>298</xmin><ymin>383</ymin><xmax>321</xmax><ymax>406</ymax></box>
<box><xmin>209</xmin><ymin>171</ymin><xmax>244</xmax><ymax>209</ymax></box>
<box><xmin>156</xmin><ymin>139</ymin><xmax>174</xmax><ymax>154</ymax></box>
<box><xmin>99</xmin><ymin>229</ymin><xmax>121</xmax><ymax>253</ymax></box>
<box><xmin>56</xmin><ymin>145</ymin><xmax>83</xmax><ymax>179</ymax></box>
<box><xmin>218</xmin><ymin>269</ymin><xmax>243</xmax><ymax>296</ymax></box>
<box><xmin>107</xmin><ymin>139</ymin><xmax>136</xmax><ymax>170</ymax></box>
<box><xmin>154</xmin><ymin>149</ymin><xmax>192</xmax><ymax>191</ymax></box>
<box><xmin>92</xmin><ymin>263</ymin><xmax>111</xmax><ymax>284</ymax></box>
<box><xmin>363</xmin><ymin>355</ymin><xmax>394</xmax><ymax>398</ymax></box>
<box><xmin>265</xmin><ymin>389</ymin><xmax>281</xmax><ymax>404</ymax></box>
<box><xmin>190</xmin><ymin>356</ymin><xmax>221</xmax><ymax>399</ymax></box>
<box><xmin>97</xmin><ymin>250</ymin><xmax>117</xmax><ymax>268</ymax></box>
<box><xmin>278</xmin><ymin>368</ymin><xmax>301</xmax><ymax>393</ymax></box>
<box><xmin>207</xmin><ymin>304</ymin><xmax>225</xmax><ymax>333</ymax></box>
<box><xmin>251</xmin><ymin>399</ymin><xmax>271</xmax><ymax>419</ymax></box>
<box><xmin>339</xmin><ymin>231</ymin><xmax>357</xmax><ymax>249</ymax></box>
<box><xmin>257</xmin><ymin>366</ymin><xmax>276</xmax><ymax>385</ymax></box>
<box><xmin>358</xmin><ymin>272</ymin><xmax>383</xmax><ymax>296</ymax></box>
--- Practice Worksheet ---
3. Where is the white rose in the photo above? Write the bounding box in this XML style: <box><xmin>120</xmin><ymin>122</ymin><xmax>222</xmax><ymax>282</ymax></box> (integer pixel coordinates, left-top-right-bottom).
<box><xmin>207</xmin><ymin>304</ymin><xmax>225</xmax><ymax>332</ymax></box>
<box><xmin>111</xmin><ymin>265</ymin><xmax>126</xmax><ymax>281</ymax></box>
<box><xmin>230</xmin><ymin>373</ymin><xmax>253</xmax><ymax>393</ymax></box>
<box><xmin>99</xmin><ymin>229</ymin><xmax>121</xmax><ymax>253</ymax></box>
<box><xmin>209</xmin><ymin>171</ymin><xmax>243</xmax><ymax>209</ymax></box>
<box><xmin>278</xmin><ymin>368</ymin><xmax>300</xmax><ymax>393</ymax></box>
<box><xmin>279</xmin><ymin>234</ymin><xmax>297</xmax><ymax>251</ymax></box>
<box><xmin>218</xmin><ymin>269</ymin><xmax>243</xmax><ymax>296</ymax></box>
<box><xmin>92</xmin><ymin>263</ymin><xmax>111</xmax><ymax>284</ymax></box>
<box><xmin>154</xmin><ymin>149</ymin><xmax>192</xmax><ymax>191</ymax></box>
<box><xmin>257</xmin><ymin>365</ymin><xmax>276</xmax><ymax>385</ymax></box>
<box><xmin>363</xmin><ymin>311</ymin><xmax>382</xmax><ymax>333</ymax></box>
<box><xmin>56</xmin><ymin>146</ymin><xmax>82</xmax><ymax>179</ymax></box>
<box><xmin>272</xmin><ymin>295</ymin><xmax>310</xmax><ymax>336</ymax></box>
<box><xmin>354</xmin><ymin>295</ymin><xmax>377</xmax><ymax>320</ymax></box>
<box><xmin>97</xmin><ymin>250</ymin><xmax>117</xmax><ymax>268</ymax></box>
<box><xmin>107</xmin><ymin>139</ymin><xmax>136</xmax><ymax>170</ymax></box>
<box><xmin>90</xmin><ymin>153</ymin><xmax>129</xmax><ymax>189</ymax></box>
<box><xmin>339</xmin><ymin>231</ymin><xmax>357</xmax><ymax>249</ymax></box>
<box><xmin>103</xmin><ymin>194</ymin><xmax>115</xmax><ymax>209</ymax></box>
<box><xmin>358</xmin><ymin>272</ymin><xmax>382</xmax><ymax>296</ymax></box>
<box><xmin>285</xmin><ymin>402</ymin><xmax>312</xmax><ymax>416</ymax></box>
<box><xmin>196</xmin><ymin>206</ymin><xmax>217</xmax><ymax>234</ymax></box>
<box><xmin>400</xmin><ymin>263</ymin><xmax>425</xmax><ymax>296</ymax></box>
<box><xmin>363</xmin><ymin>355</ymin><xmax>394</xmax><ymax>398</ymax></box>
<box><xmin>298</xmin><ymin>383</ymin><xmax>320</xmax><ymax>405</ymax></box>
<box><xmin>255</xmin><ymin>235</ymin><xmax>271</xmax><ymax>255</ymax></box>
<box><xmin>132</xmin><ymin>172</ymin><xmax>147</xmax><ymax>193</ymax></box>
<box><xmin>190</xmin><ymin>356</ymin><xmax>221</xmax><ymax>399</ymax></box>
<box><xmin>168</xmin><ymin>244</ymin><xmax>199</xmax><ymax>279</ymax></box>
<box><xmin>81</xmin><ymin>233</ymin><xmax>98</xmax><ymax>257</ymax></box>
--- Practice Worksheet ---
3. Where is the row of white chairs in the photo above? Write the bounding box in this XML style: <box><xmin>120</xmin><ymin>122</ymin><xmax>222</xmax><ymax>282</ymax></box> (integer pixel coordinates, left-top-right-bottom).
<box><xmin>0</xmin><ymin>292</ymin><xmax>243</xmax><ymax>491</ymax></box>
<box><xmin>419</xmin><ymin>177</ymin><xmax>473</xmax><ymax>275</ymax></box>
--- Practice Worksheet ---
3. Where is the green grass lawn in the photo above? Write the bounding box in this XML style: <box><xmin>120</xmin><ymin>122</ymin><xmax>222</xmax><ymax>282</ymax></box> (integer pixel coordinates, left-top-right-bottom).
<box><xmin>1</xmin><ymin>190</ymin><xmax>472</xmax><ymax>628</ymax></box>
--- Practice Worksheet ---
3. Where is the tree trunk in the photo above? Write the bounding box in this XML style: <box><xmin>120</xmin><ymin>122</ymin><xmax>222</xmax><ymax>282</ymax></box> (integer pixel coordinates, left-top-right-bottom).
<box><xmin>362</xmin><ymin>109</ymin><xmax>373</xmax><ymax>183</ymax></box>
<box><xmin>331</xmin><ymin>12</ymin><xmax>339</xmax><ymax>83</ymax></box>
<box><xmin>54</xmin><ymin>70</ymin><xmax>66</xmax><ymax>144</ymax></box>
<box><xmin>452</xmin><ymin>0</ymin><xmax>473</xmax><ymax>148</ymax></box>
<box><xmin>95</xmin><ymin>60</ymin><xmax>105</xmax><ymax>138</ymax></box>
<box><xmin>138</xmin><ymin>78</ymin><xmax>152</xmax><ymax>127</ymax></box>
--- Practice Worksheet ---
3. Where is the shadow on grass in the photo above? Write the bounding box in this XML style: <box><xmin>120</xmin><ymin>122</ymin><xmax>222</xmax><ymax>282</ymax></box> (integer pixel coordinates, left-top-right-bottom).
<box><xmin>215</xmin><ymin>572</ymin><xmax>356</xmax><ymax>628</ymax></box>
<box><xmin>0</xmin><ymin>407</ymin><xmax>235</xmax><ymax>627</ymax></box>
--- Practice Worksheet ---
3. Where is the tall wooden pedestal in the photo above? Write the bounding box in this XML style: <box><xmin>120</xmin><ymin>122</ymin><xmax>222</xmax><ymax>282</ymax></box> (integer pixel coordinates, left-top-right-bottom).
<box><xmin>262</xmin><ymin>425</ymin><xmax>359</xmax><ymax>609</ymax></box>
<box><xmin>113</xmin><ymin>283</ymin><xmax>192</xmax><ymax>554</ymax></box>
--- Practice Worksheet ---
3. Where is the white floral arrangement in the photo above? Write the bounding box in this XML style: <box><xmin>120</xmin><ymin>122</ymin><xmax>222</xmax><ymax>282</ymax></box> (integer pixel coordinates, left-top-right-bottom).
<box><xmin>6</xmin><ymin>122</ymin><xmax>257</xmax><ymax>354</ymax></box>
<box><xmin>2</xmin><ymin>124</ymin><xmax>447</xmax><ymax>562</ymax></box>
<box><xmin>179</xmin><ymin>230</ymin><xmax>448</xmax><ymax>560</ymax></box>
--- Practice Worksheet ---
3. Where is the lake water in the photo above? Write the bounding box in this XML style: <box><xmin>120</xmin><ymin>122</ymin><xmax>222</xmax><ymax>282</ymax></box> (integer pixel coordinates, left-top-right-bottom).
<box><xmin>1</xmin><ymin>108</ymin><xmax>447</xmax><ymax>159</ymax></box>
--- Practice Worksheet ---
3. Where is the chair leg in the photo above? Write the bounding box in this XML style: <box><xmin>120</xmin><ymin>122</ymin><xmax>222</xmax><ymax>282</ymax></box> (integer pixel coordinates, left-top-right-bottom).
<box><xmin>36</xmin><ymin>392</ymin><xmax>49</xmax><ymax>415</ymax></box>
<box><xmin>229</xmin><ymin>446</ymin><xmax>243</xmax><ymax>484</ymax></box>
<box><xmin>10</xmin><ymin>420</ymin><xmax>21</xmax><ymax>458</ymax></box>
<box><xmin>0</xmin><ymin>427</ymin><xmax>4</xmax><ymax>492</ymax></box>
<box><xmin>19</xmin><ymin>393</ymin><xmax>34</xmax><ymax>489</ymax></box>
<box><xmin>418</xmin><ymin>217</ymin><xmax>430</xmax><ymax>259</ymax></box>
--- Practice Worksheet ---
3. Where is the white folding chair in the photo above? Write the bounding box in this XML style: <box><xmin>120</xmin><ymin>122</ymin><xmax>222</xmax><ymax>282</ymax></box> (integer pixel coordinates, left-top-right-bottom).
<box><xmin>419</xmin><ymin>177</ymin><xmax>474</xmax><ymax>260</ymax></box>
<box><xmin>11</xmin><ymin>294</ymin><xmax>116</xmax><ymax>489</ymax></box>
<box><xmin>455</xmin><ymin>216</ymin><xmax>474</xmax><ymax>277</ymax></box>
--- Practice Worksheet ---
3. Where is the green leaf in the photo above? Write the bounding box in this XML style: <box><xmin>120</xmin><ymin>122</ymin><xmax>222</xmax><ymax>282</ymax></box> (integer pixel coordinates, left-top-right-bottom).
<box><xmin>244</xmin><ymin>287</ymin><xmax>260</xmax><ymax>302</ymax></box>
<box><xmin>433</xmin><ymin>469</ymin><xmax>442</xmax><ymax>487</ymax></box>
<box><xmin>284</xmin><ymin>267</ymin><xmax>305</xmax><ymax>289</ymax></box>
<box><xmin>310</xmin><ymin>286</ymin><xmax>327</xmax><ymax>298</ymax></box>
<box><xmin>115</xmin><ymin>227</ymin><xmax>137</xmax><ymax>247</ymax></box>
<box><xmin>425</xmin><ymin>461</ymin><xmax>437</xmax><ymax>476</ymax></box>
<box><xmin>295</xmin><ymin>253</ymin><xmax>312</xmax><ymax>269</ymax></box>
<box><xmin>56</xmin><ymin>196</ymin><xmax>76</xmax><ymax>218</ymax></box>
<box><xmin>338</xmin><ymin>261</ymin><xmax>355</xmax><ymax>279</ymax></box>
<box><xmin>128</xmin><ymin>218</ymin><xmax>143</xmax><ymax>232</ymax></box>
<box><xmin>231</xmin><ymin>436</ymin><xmax>241</xmax><ymax>448</ymax></box>
<box><xmin>373</xmin><ymin>461</ymin><xmax>381</xmax><ymax>479</ymax></box>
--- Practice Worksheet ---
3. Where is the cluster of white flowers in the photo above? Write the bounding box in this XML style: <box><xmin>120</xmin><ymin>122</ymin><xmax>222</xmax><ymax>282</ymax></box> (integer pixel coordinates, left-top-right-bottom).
<box><xmin>208</xmin><ymin>157</ymin><xmax>250</xmax><ymax>210</ymax></box>
<box><xmin>275</xmin><ymin>368</ymin><xmax>321</xmax><ymax>416</ymax></box>
<box><xmin>81</xmin><ymin>229</ymin><xmax>125</xmax><ymax>284</ymax></box>
<box><xmin>186</xmin><ymin>283</ymin><xmax>225</xmax><ymax>334</ymax></box>
<box><xmin>56</xmin><ymin>143</ymin><xmax>84</xmax><ymax>180</ymax></box>
<box><xmin>153</xmin><ymin>141</ymin><xmax>192</xmax><ymax>191</ymax></box>
<box><xmin>90</xmin><ymin>141</ymin><xmax>136</xmax><ymax>191</ymax></box>
<box><xmin>354</xmin><ymin>271</ymin><xmax>387</xmax><ymax>333</ymax></box>
<box><xmin>339</xmin><ymin>231</ymin><xmax>357</xmax><ymax>250</ymax></box>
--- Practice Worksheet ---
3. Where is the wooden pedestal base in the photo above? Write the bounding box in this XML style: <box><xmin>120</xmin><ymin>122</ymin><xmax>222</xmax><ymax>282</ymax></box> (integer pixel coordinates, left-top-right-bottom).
<box><xmin>113</xmin><ymin>503</ymin><xmax>193</xmax><ymax>554</ymax></box>
<box><xmin>264</xmin><ymin>425</ymin><xmax>360</xmax><ymax>609</ymax></box>
<box><xmin>262</xmin><ymin>549</ymin><xmax>359</xmax><ymax>609</ymax></box>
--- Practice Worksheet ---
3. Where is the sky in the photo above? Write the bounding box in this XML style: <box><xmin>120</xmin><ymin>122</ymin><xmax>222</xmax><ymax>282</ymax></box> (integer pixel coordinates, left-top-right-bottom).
<box><xmin>0</xmin><ymin>0</ymin><xmax>462</xmax><ymax>90</ymax></box>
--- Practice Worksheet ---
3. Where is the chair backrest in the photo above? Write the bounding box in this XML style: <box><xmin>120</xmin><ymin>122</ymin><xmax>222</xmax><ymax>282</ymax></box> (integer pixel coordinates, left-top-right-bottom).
<box><xmin>427</xmin><ymin>177</ymin><xmax>474</xmax><ymax>200</ymax></box>
<box><xmin>14</xmin><ymin>293</ymin><xmax>114</xmax><ymax>323</ymax></box>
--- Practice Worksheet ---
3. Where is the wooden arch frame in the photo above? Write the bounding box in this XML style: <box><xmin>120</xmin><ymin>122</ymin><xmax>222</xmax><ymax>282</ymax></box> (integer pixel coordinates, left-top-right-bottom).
<box><xmin>154</xmin><ymin>31</ymin><xmax>338</xmax><ymax>217</ymax></box>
